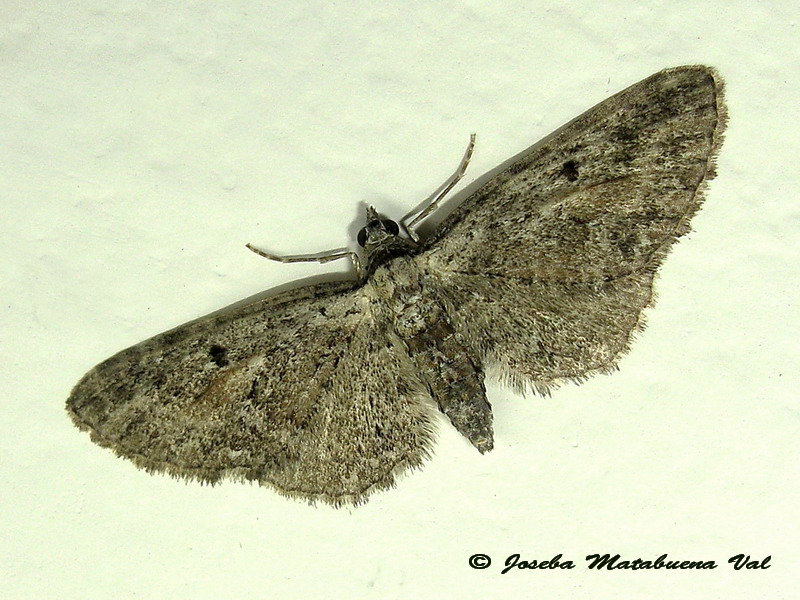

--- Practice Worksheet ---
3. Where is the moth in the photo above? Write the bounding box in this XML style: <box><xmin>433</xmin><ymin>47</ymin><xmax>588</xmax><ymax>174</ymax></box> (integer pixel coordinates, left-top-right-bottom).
<box><xmin>67</xmin><ymin>65</ymin><xmax>727</xmax><ymax>506</ymax></box>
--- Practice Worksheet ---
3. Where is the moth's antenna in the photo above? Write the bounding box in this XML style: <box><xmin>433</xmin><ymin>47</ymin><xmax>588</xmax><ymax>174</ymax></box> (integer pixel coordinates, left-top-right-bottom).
<box><xmin>245</xmin><ymin>243</ymin><xmax>364</xmax><ymax>277</ymax></box>
<box><xmin>402</xmin><ymin>134</ymin><xmax>476</xmax><ymax>242</ymax></box>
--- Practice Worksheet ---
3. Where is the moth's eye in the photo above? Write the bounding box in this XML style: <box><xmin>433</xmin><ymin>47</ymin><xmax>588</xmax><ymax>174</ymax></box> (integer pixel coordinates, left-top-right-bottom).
<box><xmin>358</xmin><ymin>220</ymin><xmax>385</xmax><ymax>247</ymax></box>
<box><xmin>562</xmin><ymin>160</ymin><xmax>579</xmax><ymax>181</ymax></box>
<box><xmin>382</xmin><ymin>219</ymin><xmax>400</xmax><ymax>235</ymax></box>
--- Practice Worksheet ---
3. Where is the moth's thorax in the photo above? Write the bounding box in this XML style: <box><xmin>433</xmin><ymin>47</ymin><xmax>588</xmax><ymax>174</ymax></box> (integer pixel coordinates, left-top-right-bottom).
<box><xmin>366</xmin><ymin>255</ymin><xmax>422</xmax><ymax>298</ymax></box>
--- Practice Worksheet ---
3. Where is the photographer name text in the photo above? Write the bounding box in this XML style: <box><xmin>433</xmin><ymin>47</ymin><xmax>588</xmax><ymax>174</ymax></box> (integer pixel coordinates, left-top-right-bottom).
<box><xmin>467</xmin><ymin>553</ymin><xmax>771</xmax><ymax>574</ymax></box>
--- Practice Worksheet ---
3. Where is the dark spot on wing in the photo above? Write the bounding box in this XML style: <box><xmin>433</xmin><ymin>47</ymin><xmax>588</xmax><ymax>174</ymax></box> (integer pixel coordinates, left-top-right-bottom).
<box><xmin>247</xmin><ymin>378</ymin><xmax>258</xmax><ymax>400</ymax></box>
<box><xmin>562</xmin><ymin>160</ymin><xmax>579</xmax><ymax>181</ymax></box>
<box><xmin>209</xmin><ymin>345</ymin><xmax>229</xmax><ymax>367</ymax></box>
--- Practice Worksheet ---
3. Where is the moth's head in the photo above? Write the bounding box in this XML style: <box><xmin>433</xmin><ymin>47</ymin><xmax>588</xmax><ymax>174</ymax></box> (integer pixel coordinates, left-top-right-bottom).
<box><xmin>356</xmin><ymin>206</ymin><xmax>417</xmax><ymax>275</ymax></box>
<box><xmin>357</xmin><ymin>206</ymin><xmax>401</xmax><ymax>250</ymax></box>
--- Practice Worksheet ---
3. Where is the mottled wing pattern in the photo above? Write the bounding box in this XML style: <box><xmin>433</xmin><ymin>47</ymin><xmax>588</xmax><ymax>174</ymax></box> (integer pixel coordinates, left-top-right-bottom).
<box><xmin>421</xmin><ymin>66</ymin><xmax>726</xmax><ymax>391</ymax></box>
<box><xmin>67</xmin><ymin>281</ymin><xmax>435</xmax><ymax>505</ymax></box>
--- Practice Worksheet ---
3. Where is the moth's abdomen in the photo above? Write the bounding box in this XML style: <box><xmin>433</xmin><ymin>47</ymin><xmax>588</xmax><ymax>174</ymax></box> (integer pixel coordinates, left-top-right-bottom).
<box><xmin>392</xmin><ymin>289</ymin><xmax>493</xmax><ymax>453</ymax></box>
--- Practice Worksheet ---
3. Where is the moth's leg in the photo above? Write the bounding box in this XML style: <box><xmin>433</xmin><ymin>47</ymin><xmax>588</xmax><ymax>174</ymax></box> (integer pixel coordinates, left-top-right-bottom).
<box><xmin>402</xmin><ymin>133</ymin><xmax>476</xmax><ymax>242</ymax></box>
<box><xmin>246</xmin><ymin>243</ymin><xmax>363</xmax><ymax>276</ymax></box>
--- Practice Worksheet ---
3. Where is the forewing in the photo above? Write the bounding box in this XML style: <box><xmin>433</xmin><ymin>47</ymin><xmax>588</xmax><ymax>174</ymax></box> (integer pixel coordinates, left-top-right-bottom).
<box><xmin>67</xmin><ymin>281</ymin><xmax>435</xmax><ymax>506</ymax></box>
<box><xmin>420</xmin><ymin>66</ymin><xmax>726</xmax><ymax>390</ymax></box>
